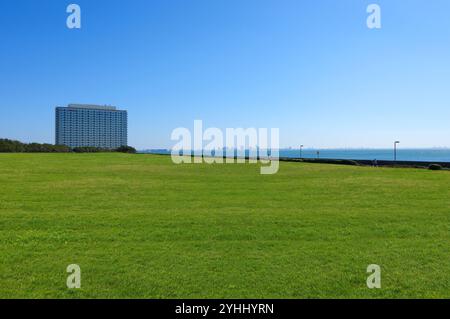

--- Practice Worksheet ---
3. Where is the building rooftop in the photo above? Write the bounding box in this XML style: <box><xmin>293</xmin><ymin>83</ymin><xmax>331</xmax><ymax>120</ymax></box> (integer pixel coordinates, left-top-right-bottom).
<box><xmin>67</xmin><ymin>104</ymin><xmax>117</xmax><ymax>111</ymax></box>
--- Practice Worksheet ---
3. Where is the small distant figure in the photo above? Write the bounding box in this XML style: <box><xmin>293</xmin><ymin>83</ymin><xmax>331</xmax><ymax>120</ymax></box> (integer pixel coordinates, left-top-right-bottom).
<box><xmin>372</xmin><ymin>159</ymin><xmax>378</xmax><ymax>167</ymax></box>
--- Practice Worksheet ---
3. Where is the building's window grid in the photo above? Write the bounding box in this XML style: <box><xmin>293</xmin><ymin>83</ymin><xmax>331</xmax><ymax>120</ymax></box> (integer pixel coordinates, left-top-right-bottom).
<box><xmin>55</xmin><ymin>107</ymin><xmax>128</xmax><ymax>149</ymax></box>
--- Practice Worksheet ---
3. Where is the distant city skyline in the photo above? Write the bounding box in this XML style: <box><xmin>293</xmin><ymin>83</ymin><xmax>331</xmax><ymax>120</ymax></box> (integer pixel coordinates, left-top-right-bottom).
<box><xmin>1</xmin><ymin>0</ymin><xmax>450</xmax><ymax>149</ymax></box>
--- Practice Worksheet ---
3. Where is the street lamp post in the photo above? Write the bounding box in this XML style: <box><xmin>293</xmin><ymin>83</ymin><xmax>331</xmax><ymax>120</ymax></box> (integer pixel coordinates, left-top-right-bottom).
<box><xmin>300</xmin><ymin>145</ymin><xmax>304</xmax><ymax>159</ymax></box>
<box><xmin>394</xmin><ymin>141</ymin><xmax>400</xmax><ymax>161</ymax></box>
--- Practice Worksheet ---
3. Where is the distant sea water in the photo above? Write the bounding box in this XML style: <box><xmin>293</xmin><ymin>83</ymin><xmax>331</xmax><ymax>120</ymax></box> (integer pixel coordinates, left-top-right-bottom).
<box><xmin>141</xmin><ymin>149</ymin><xmax>450</xmax><ymax>163</ymax></box>
<box><xmin>280</xmin><ymin>149</ymin><xmax>450</xmax><ymax>162</ymax></box>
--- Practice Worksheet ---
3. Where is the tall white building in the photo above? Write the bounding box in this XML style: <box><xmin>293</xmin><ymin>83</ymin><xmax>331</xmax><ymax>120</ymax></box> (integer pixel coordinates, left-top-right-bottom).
<box><xmin>55</xmin><ymin>104</ymin><xmax>128</xmax><ymax>149</ymax></box>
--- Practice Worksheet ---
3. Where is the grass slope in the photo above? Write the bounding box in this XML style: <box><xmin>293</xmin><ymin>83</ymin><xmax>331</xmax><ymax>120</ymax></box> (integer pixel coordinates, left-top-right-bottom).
<box><xmin>1</xmin><ymin>153</ymin><xmax>450</xmax><ymax>298</ymax></box>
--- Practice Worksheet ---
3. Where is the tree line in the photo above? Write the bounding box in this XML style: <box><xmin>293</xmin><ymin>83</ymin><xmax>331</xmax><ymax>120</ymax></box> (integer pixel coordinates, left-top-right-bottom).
<box><xmin>0</xmin><ymin>139</ymin><xmax>136</xmax><ymax>153</ymax></box>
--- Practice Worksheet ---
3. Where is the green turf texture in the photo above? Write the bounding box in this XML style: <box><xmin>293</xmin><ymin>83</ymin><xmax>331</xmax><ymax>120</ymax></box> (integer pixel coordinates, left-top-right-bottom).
<box><xmin>1</xmin><ymin>153</ymin><xmax>449</xmax><ymax>298</ymax></box>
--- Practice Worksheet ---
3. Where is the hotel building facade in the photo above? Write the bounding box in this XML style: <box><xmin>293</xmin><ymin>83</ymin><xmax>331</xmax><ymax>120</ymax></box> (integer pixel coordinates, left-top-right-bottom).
<box><xmin>55</xmin><ymin>104</ymin><xmax>128</xmax><ymax>149</ymax></box>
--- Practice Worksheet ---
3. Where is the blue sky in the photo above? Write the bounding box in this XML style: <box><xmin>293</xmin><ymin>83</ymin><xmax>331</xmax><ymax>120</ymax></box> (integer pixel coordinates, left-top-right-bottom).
<box><xmin>1</xmin><ymin>0</ymin><xmax>449</xmax><ymax>149</ymax></box>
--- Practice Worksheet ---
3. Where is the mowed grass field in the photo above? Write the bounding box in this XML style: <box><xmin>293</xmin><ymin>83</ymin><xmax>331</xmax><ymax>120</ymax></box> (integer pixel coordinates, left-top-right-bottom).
<box><xmin>1</xmin><ymin>153</ymin><xmax>450</xmax><ymax>299</ymax></box>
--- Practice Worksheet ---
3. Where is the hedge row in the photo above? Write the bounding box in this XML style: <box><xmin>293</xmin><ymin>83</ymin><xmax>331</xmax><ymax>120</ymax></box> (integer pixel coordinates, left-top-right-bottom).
<box><xmin>0</xmin><ymin>139</ymin><xmax>136</xmax><ymax>153</ymax></box>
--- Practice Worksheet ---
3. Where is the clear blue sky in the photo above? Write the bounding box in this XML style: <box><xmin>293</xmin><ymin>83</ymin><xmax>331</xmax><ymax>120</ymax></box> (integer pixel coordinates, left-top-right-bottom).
<box><xmin>1</xmin><ymin>0</ymin><xmax>449</xmax><ymax>149</ymax></box>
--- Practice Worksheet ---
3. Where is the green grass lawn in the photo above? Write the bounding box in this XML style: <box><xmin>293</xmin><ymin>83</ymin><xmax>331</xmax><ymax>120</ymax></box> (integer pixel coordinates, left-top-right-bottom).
<box><xmin>1</xmin><ymin>153</ymin><xmax>450</xmax><ymax>298</ymax></box>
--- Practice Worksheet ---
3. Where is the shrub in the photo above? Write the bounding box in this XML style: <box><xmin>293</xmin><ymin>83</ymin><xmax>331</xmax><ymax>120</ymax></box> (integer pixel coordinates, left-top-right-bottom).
<box><xmin>72</xmin><ymin>147</ymin><xmax>109</xmax><ymax>153</ymax></box>
<box><xmin>1</xmin><ymin>138</ymin><xmax>137</xmax><ymax>154</ymax></box>
<box><xmin>115</xmin><ymin>146</ymin><xmax>137</xmax><ymax>154</ymax></box>
<box><xmin>429</xmin><ymin>164</ymin><xmax>443</xmax><ymax>171</ymax></box>
<box><xmin>0</xmin><ymin>139</ymin><xmax>25</xmax><ymax>152</ymax></box>
<box><xmin>53</xmin><ymin>145</ymin><xmax>72</xmax><ymax>153</ymax></box>
<box><xmin>0</xmin><ymin>139</ymin><xmax>71</xmax><ymax>153</ymax></box>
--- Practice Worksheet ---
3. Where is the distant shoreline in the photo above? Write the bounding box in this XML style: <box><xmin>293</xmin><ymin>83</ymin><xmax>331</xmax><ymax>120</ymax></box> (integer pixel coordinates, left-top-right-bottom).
<box><xmin>138</xmin><ymin>152</ymin><xmax>450</xmax><ymax>170</ymax></box>
<box><xmin>280</xmin><ymin>157</ymin><xmax>450</xmax><ymax>169</ymax></box>
<box><xmin>140</xmin><ymin>149</ymin><xmax>450</xmax><ymax>164</ymax></box>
